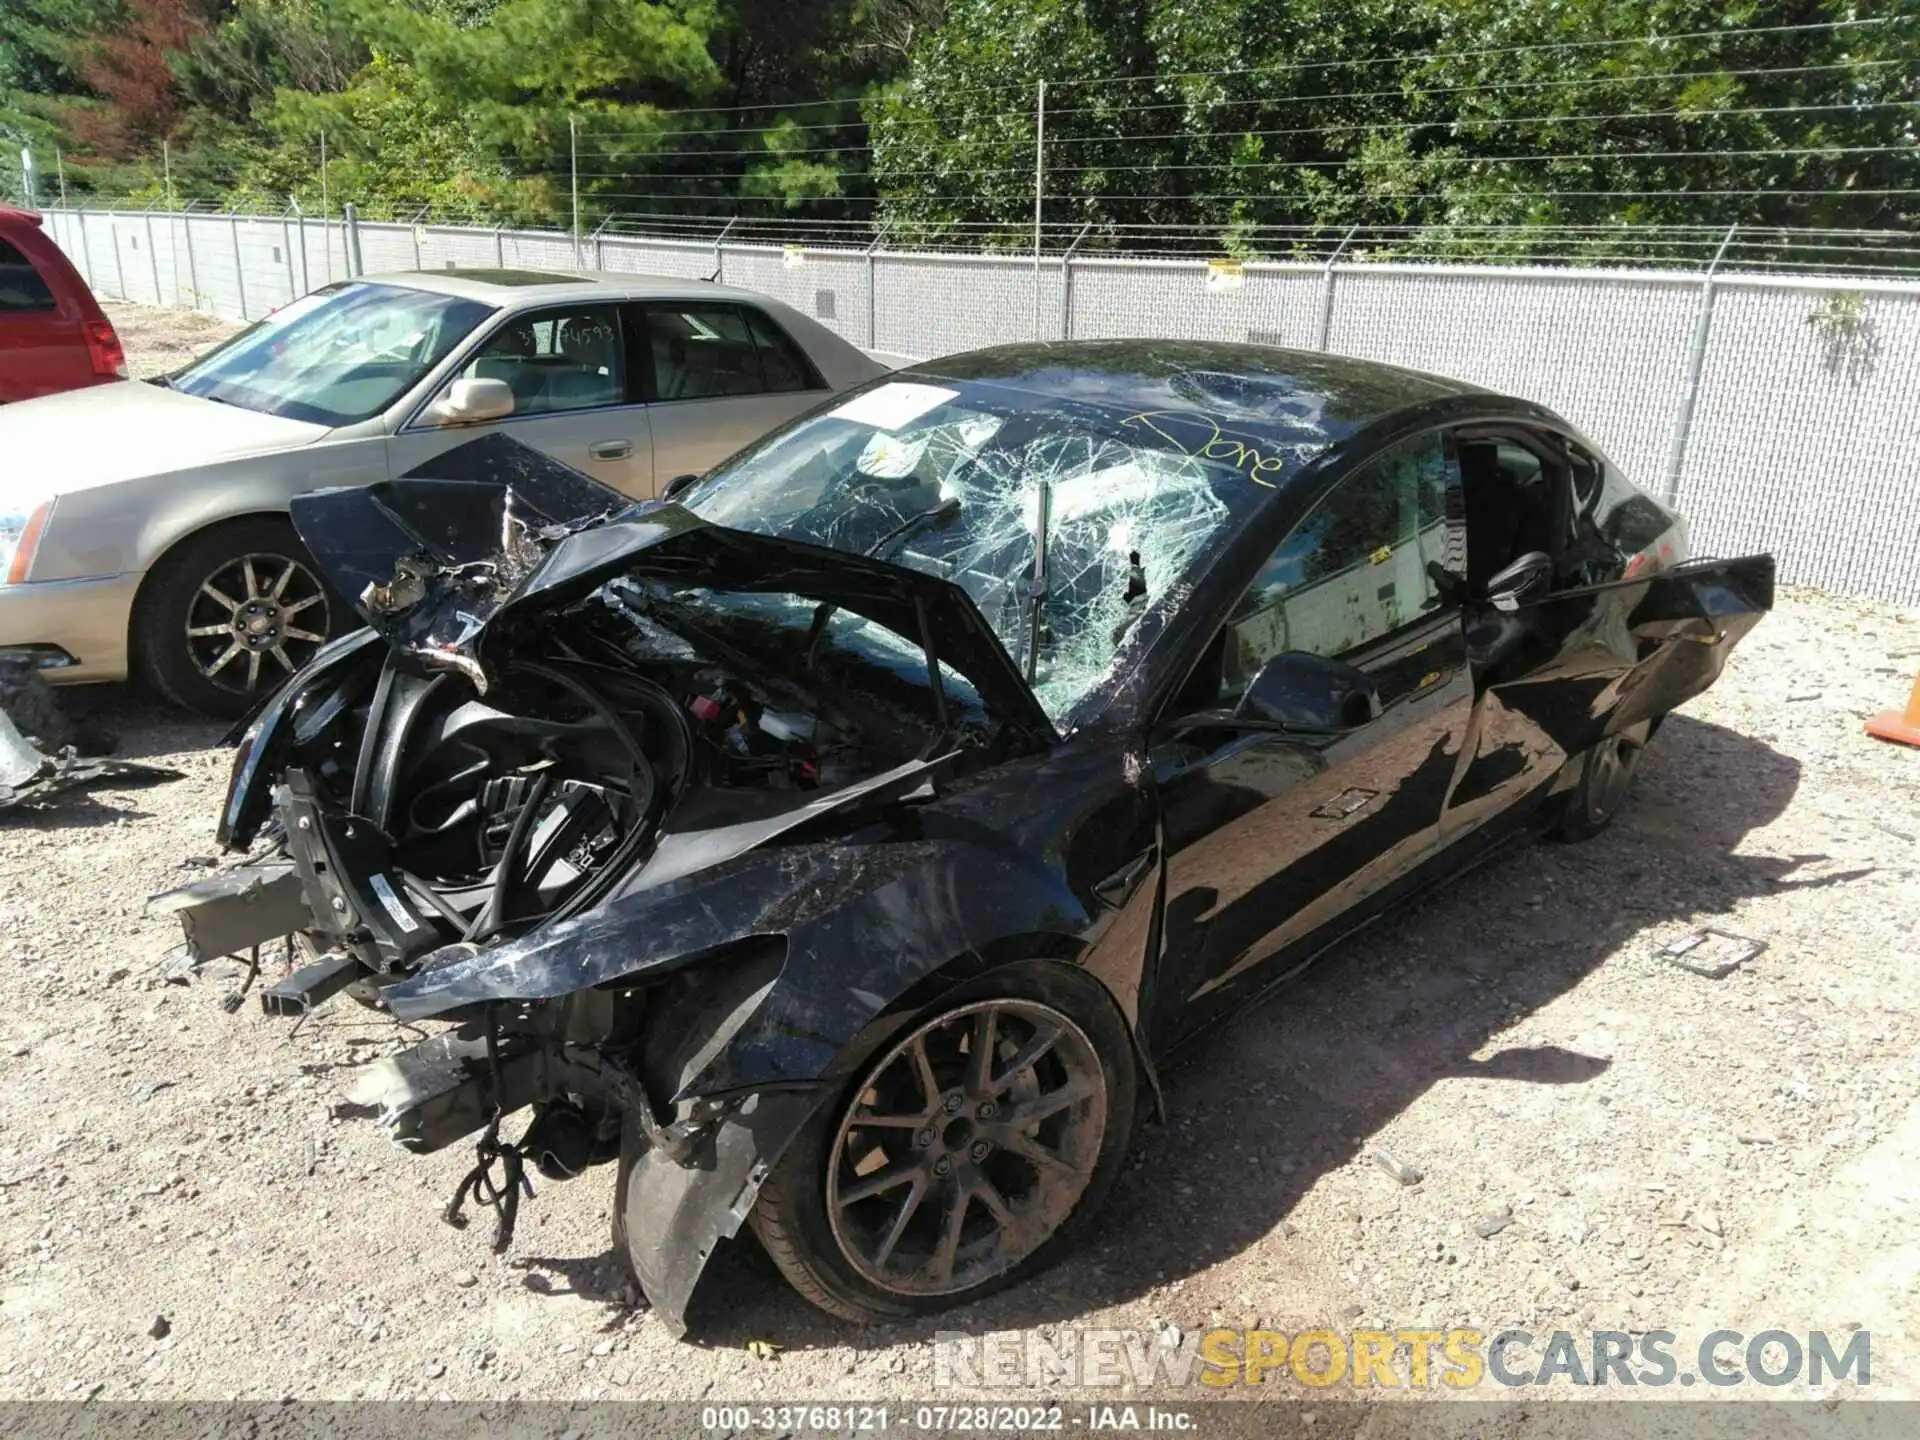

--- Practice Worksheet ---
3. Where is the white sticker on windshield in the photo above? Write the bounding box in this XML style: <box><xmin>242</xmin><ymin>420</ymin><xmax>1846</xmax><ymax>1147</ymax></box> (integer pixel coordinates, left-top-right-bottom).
<box><xmin>856</xmin><ymin>431</ymin><xmax>929</xmax><ymax>479</ymax></box>
<box><xmin>828</xmin><ymin>382</ymin><xmax>958</xmax><ymax>433</ymax></box>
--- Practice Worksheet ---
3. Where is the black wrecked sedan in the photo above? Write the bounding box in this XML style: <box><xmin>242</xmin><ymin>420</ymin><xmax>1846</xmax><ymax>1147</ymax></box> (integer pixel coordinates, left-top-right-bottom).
<box><xmin>156</xmin><ymin>340</ymin><xmax>1772</xmax><ymax>1331</ymax></box>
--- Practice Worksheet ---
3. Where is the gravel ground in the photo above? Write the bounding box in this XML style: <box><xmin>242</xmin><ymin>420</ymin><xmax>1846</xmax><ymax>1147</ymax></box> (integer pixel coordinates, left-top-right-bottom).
<box><xmin>1</xmin><ymin>306</ymin><xmax>1915</xmax><ymax>1410</ymax></box>
<box><xmin>104</xmin><ymin>300</ymin><xmax>241</xmax><ymax>380</ymax></box>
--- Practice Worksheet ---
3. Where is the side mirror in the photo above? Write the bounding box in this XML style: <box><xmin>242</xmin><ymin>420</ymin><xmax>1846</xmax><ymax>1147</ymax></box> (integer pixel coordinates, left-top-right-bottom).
<box><xmin>422</xmin><ymin>376</ymin><xmax>515</xmax><ymax>428</ymax></box>
<box><xmin>1238</xmin><ymin>651</ymin><xmax>1380</xmax><ymax>731</ymax></box>
<box><xmin>662</xmin><ymin>472</ymin><xmax>701</xmax><ymax>501</ymax></box>
<box><xmin>1485</xmin><ymin>550</ymin><xmax>1553</xmax><ymax>612</ymax></box>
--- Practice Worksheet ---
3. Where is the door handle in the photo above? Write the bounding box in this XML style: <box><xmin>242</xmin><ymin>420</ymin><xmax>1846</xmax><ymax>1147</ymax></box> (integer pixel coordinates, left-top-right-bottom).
<box><xmin>588</xmin><ymin>440</ymin><xmax>633</xmax><ymax>460</ymax></box>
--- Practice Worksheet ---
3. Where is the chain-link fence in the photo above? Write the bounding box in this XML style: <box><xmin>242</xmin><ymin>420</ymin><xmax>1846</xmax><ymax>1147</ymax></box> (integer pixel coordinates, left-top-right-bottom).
<box><xmin>36</xmin><ymin>203</ymin><xmax>1920</xmax><ymax>608</ymax></box>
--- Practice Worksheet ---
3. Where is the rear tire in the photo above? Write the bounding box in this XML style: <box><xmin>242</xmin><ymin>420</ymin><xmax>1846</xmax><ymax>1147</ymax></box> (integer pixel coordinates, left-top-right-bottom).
<box><xmin>751</xmin><ymin>962</ymin><xmax>1136</xmax><ymax>1324</ymax></box>
<box><xmin>1551</xmin><ymin>721</ymin><xmax>1651</xmax><ymax>841</ymax></box>
<box><xmin>133</xmin><ymin>517</ymin><xmax>344</xmax><ymax>720</ymax></box>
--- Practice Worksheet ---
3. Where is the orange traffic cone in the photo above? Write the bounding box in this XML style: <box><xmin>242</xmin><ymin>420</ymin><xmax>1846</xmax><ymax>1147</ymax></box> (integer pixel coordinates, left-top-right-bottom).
<box><xmin>1866</xmin><ymin>669</ymin><xmax>1920</xmax><ymax>747</ymax></box>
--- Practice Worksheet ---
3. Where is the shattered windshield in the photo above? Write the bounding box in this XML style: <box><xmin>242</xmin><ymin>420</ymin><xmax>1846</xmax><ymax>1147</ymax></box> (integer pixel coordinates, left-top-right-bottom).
<box><xmin>683</xmin><ymin>378</ymin><xmax>1272</xmax><ymax>721</ymax></box>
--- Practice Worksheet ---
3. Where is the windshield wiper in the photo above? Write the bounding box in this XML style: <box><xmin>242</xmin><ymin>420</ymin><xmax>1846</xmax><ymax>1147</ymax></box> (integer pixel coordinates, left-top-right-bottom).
<box><xmin>804</xmin><ymin>497</ymin><xmax>962</xmax><ymax>667</ymax></box>
<box><xmin>866</xmin><ymin>495</ymin><xmax>963</xmax><ymax>562</ymax></box>
<box><xmin>1019</xmin><ymin>477</ymin><xmax>1051</xmax><ymax>684</ymax></box>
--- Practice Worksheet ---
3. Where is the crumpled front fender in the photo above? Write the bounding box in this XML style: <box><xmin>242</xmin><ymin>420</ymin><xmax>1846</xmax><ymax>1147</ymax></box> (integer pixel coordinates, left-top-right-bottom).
<box><xmin>385</xmin><ymin>835</ymin><xmax>1095</xmax><ymax>1097</ymax></box>
<box><xmin>389</xmin><ymin>833</ymin><xmax>1097</xmax><ymax>1333</ymax></box>
<box><xmin>614</xmin><ymin>1089</ymin><xmax>826</xmax><ymax>1336</ymax></box>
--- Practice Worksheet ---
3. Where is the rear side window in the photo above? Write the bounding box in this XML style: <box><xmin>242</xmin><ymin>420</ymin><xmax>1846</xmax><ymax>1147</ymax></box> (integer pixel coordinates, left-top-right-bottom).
<box><xmin>641</xmin><ymin>303</ymin><xmax>821</xmax><ymax>400</ymax></box>
<box><xmin>0</xmin><ymin>237</ymin><xmax>57</xmax><ymax>312</ymax></box>
<box><xmin>1567</xmin><ymin>442</ymin><xmax>1678</xmax><ymax>570</ymax></box>
<box><xmin>743</xmin><ymin>308</ymin><xmax>818</xmax><ymax>392</ymax></box>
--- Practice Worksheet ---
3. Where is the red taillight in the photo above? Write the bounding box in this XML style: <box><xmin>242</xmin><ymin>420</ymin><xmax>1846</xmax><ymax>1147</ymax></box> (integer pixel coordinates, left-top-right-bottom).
<box><xmin>82</xmin><ymin>318</ymin><xmax>127</xmax><ymax>379</ymax></box>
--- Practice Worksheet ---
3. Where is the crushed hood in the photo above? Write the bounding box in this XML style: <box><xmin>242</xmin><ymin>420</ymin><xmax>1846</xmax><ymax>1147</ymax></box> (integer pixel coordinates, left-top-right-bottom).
<box><xmin>287</xmin><ymin>434</ymin><xmax>1056</xmax><ymax>740</ymax></box>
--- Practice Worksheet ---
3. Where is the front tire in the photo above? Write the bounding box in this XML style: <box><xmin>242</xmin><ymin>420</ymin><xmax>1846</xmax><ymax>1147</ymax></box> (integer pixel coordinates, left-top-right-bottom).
<box><xmin>133</xmin><ymin>516</ymin><xmax>343</xmax><ymax>719</ymax></box>
<box><xmin>751</xmin><ymin>963</ymin><xmax>1136</xmax><ymax>1324</ymax></box>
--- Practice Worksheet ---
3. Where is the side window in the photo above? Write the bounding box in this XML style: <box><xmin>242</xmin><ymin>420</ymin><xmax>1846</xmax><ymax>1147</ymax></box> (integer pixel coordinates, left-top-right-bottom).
<box><xmin>646</xmin><ymin>305</ymin><xmax>767</xmax><ymax>400</ymax></box>
<box><xmin>0</xmin><ymin>238</ymin><xmax>57</xmax><ymax>312</ymax></box>
<box><xmin>1563</xmin><ymin>442</ymin><xmax>1623</xmax><ymax>587</ymax></box>
<box><xmin>742</xmin><ymin>308</ymin><xmax>819</xmax><ymax>393</ymax></box>
<box><xmin>1583</xmin><ymin>449</ymin><xmax>1679</xmax><ymax>560</ymax></box>
<box><xmin>455</xmin><ymin>304</ymin><xmax>625</xmax><ymax>416</ymax></box>
<box><xmin>1220</xmin><ymin>433</ymin><xmax>1460</xmax><ymax>705</ymax></box>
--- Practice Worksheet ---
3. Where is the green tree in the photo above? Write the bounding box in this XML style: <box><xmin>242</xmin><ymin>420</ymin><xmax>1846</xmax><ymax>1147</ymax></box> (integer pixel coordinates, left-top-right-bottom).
<box><xmin>1</xmin><ymin>0</ymin><xmax>124</xmax><ymax>195</ymax></box>
<box><xmin>867</xmin><ymin>0</ymin><xmax>1919</xmax><ymax>260</ymax></box>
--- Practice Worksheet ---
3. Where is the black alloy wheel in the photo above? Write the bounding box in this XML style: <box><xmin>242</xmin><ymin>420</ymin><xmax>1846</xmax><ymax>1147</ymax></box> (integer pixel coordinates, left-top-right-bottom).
<box><xmin>750</xmin><ymin>964</ymin><xmax>1136</xmax><ymax>1323</ymax></box>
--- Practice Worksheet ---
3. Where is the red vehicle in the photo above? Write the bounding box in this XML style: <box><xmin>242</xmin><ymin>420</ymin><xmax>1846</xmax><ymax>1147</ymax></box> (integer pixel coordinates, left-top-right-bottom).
<box><xmin>0</xmin><ymin>205</ymin><xmax>125</xmax><ymax>403</ymax></box>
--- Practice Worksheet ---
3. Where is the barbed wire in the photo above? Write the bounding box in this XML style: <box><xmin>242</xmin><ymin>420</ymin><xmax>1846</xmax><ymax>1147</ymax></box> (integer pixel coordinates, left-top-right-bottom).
<box><xmin>28</xmin><ymin>24</ymin><xmax>1916</xmax><ymax>279</ymax></box>
<box><xmin>530</xmin><ymin>48</ymin><xmax>1920</xmax><ymax>148</ymax></box>
<box><xmin>1035</xmin><ymin>99</ymin><xmax>1920</xmax><ymax>151</ymax></box>
<box><xmin>553</xmin><ymin>142</ymin><xmax>1911</xmax><ymax>184</ymax></box>
<box><xmin>60</xmin><ymin>199</ymin><xmax>1915</xmax><ymax>276</ymax></box>
<box><xmin>485</xmin><ymin>92</ymin><xmax>1911</xmax><ymax>168</ymax></box>
<box><xmin>992</xmin><ymin>57</ymin><xmax>1917</xmax><ymax>123</ymax></box>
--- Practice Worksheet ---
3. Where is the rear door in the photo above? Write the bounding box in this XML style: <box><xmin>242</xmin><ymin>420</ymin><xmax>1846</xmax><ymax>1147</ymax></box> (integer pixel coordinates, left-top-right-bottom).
<box><xmin>1440</xmin><ymin>427</ymin><xmax>1772</xmax><ymax>845</ymax></box>
<box><xmin>387</xmin><ymin>301</ymin><xmax>654</xmax><ymax>497</ymax></box>
<box><xmin>0</xmin><ymin>227</ymin><xmax>91</xmax><ymax>402</ymax></box>
<box><xmin>632</xmin><ymin>300</ymin><xmax>833</xmax><ymax>490</ymax></box>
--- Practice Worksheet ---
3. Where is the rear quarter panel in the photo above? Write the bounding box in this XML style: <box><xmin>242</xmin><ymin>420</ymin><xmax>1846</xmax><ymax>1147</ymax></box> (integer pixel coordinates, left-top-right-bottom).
<box><xmin>0</xmin><ymin>215</ymin><xmax>104</xmax><ymax>402</ymax></box>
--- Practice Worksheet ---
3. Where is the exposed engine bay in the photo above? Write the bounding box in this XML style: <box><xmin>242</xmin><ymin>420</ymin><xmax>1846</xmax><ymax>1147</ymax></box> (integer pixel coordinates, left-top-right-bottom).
<box><xmin>266</xmin><ymin>587</ymin><xmax>960</xmax><ymax>983</ymax></box>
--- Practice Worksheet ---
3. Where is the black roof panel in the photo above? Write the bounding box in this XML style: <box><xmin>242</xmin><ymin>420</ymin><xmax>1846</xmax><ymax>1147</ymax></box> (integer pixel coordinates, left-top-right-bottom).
<box><xmin>901</xmin><ymin>339</ymin><xmax>1482</xmax><ymax>446</ymax></box>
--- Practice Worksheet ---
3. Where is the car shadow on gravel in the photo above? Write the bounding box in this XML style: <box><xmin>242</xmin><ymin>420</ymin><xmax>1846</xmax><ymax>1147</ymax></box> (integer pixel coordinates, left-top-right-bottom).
<box><xmin>663</xmin><ymin>710</ymin><xmax>1802</xmax><ymax>1353</ymax></box>
<box><xmin>0</xmin><ymin>683</ymin><xmax>222</xmax><ymax>826</ymax></box>
<box><xmin>35</xmin><ymin>681</ymin><xmax>225</xmax><ymax>746</ymax></box>
<box><xmin>0</xmin><ymin>796</ymin><xmax>170</xmax><ymax>830</ymax></box>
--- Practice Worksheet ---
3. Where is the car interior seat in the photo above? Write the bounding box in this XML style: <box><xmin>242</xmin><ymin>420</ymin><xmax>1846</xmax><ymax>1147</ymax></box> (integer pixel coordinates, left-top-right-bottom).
<box><xmin>550</xmin><ymin>315</ymin><xmax>621</xmax><ymax>409</ymax></box>
<box><xmin>652</xmin><ymin>323</ymin><xmax>690</xmax><ymax>400</ymax></box>
<box><xmin>677</xmin><ymin>339</ymin><xmax>747</xmax><ymax>398</ymax></box>
<box><xmin>474</xmin><ymin>320</ymin><xmax>550</xmax><ymax>411</ymax></box>
<box><xmin>1459</xmin><ymin>440</ymin><xmax>1559</xmax><ymax>595</ymax></box>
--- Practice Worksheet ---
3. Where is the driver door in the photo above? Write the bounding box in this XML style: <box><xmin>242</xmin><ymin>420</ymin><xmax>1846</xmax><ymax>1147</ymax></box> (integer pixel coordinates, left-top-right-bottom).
<box><xmin>387</xmin><ymin>303</ymin><xmax>654</xmax><ymax>497</ymax></box>
<box><xmin>1151</xmin><ymin>430</ymin><xmax>1474</xmax><ymax>1041</ymax></box>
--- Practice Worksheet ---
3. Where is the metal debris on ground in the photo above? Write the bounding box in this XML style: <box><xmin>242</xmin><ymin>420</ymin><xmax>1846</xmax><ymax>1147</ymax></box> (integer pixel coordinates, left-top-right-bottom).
<box><xmin>0</xmin><ymin>707</ymin><xmax>180</xmax><ymax>812</ymax></box>
<box><xmin>1659</xmin><ymin>927</ymin><xmax>1768</xmax><ymax>979</ymax></box>
<box><xmin>161</xmin><ymin>945</ymin><xmax>202</xmax><ymax>986</ymax></box>
<box><xmin>1370</xmin><ymin>1146</ymin><xmax>1424</xmax><ymax>1186</ymax></box>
